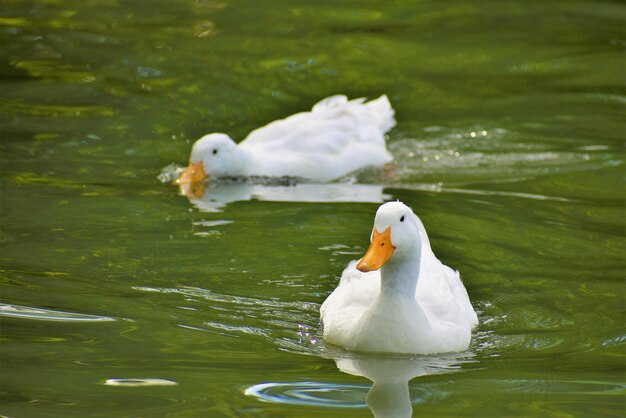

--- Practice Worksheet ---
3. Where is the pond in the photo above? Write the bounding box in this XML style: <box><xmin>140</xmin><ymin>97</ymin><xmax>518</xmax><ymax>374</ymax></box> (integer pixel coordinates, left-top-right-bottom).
<box><xmin>1</xmin><ymin>1</ymin><xmax>624</xmax><ymax>417</ymax></box>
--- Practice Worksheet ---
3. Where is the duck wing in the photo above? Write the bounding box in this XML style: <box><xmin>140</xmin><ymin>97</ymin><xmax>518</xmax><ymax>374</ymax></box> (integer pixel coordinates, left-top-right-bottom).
<box><xmin>320</xmin><ymin>261</ymin><xmax>380</xmax><ymax>337</ymax></box>
<box><xmin>416</xmin><ymin>249</ymin><xmax>478</xmax><ymax>329</ymax></box>
<box><xmin>413</xmin><ymin>215</ymin><xmax>478</xmax><ymax>329</ymax></box>
<box><xmin>240</xmin><ymin>95</ymin><xmax>394</xmax><ymax>157</ymax></box>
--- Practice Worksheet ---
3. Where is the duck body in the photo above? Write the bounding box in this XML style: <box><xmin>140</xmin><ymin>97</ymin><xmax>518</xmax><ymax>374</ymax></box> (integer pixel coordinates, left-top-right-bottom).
<box><xmin>321</xmin><ymin>202</ymin><xmax>478</xmax><ymax>355</ymax></box>
<box><xmin>177</xmin><ymin>95</ymin><xmax>395</xmax><ymax>184</ymax></box>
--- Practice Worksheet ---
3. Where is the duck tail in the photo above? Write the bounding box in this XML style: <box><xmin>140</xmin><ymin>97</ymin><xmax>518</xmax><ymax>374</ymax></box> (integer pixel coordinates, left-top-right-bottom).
<box><xmin>366</xmin><ymin>95</ymin><xmax>396</xmax><ymax>134</ymax></box>
<box><xmin>312</xmin><ymin>95</ymin><xmax>348</xmax><ymax>112</ymax></box>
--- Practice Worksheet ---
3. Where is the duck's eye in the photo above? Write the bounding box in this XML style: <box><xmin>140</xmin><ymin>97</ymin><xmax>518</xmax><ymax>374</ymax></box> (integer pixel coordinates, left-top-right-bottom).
<box><xmin>400</xmin><ymin>215</ymin><xmax>405</xmax><ymax>222</ymax></box>
<box><xmin>381</xmin><ymin>243</ymin><xmax>385</xmax><ymax>247</ymax></box>
<box><xmin>212</xmin><ymin>148</ymin><xmax>218</xmax><ymax>155</ymax></box>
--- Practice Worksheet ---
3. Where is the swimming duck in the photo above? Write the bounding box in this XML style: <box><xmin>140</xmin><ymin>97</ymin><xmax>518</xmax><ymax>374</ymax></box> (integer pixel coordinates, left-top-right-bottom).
<box><xmin>320</xmin><ymin>201</ymin><xmax>478</xmax><ymax>354</ymax></box>
<box><xmin>177</xmin><ymin>95</ymin><xmax>395</xmax><ymax>184</ymax></box>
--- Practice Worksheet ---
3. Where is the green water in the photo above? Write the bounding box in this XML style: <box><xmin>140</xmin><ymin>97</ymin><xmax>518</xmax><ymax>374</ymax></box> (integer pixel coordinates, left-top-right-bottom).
<box><xmin>1</xmin><ymin>1</ymin><xmax>625</xmax><ymax>417</ymax></box>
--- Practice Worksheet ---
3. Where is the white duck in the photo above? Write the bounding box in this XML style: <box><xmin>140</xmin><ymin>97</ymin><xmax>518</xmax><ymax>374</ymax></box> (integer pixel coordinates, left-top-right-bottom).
<box><xmin>177</xmin><ymin>95</ymin><xmax>395</xmax><ymax>184</ymax></box>
<box><xmin>320</xmin><ymin>201</ymin><xmax>478</xmax><ymax>354</ymax></box>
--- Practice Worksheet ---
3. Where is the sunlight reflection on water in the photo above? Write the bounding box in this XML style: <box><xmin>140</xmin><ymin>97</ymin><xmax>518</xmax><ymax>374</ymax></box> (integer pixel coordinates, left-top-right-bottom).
<box><xmin>103</xmin><ymin>378</ymin><xmax>178</xmax><ymax>387</ymax></box>
<box><xmin>244</xmin><ymin>381</ymin><xmax>368</xmax><ymax>408</ymax></box>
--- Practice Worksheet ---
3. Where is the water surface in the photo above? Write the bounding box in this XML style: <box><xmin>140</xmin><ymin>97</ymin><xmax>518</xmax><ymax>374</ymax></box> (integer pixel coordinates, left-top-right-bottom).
<box><xmin>1</xmin><ymin>1</ymin><xmax>625</xmax><ymax>417</ymax></box>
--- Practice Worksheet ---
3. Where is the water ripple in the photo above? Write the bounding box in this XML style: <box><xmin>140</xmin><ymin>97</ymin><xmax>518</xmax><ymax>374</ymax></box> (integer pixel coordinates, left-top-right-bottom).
<box><xmin>133</xmin><ymin>286</ymin><xmax>321</xmax><ymax>346</ymax></box>
<box><xmin>385</xmin><ymin>129</ymin><xmax>619</xmax><ymax>185</ymax></box>
<box><xmin>0</xmin><ymin>303</ymin><xmax>116</xmax><ymax>322</ymax></box>
<box><xmin>244</xmin><ymin>381</ymin><xmax>368</xmax><ymax>408</ymax></box>
<box><xmin>103</xmin><ymin>378</ymin><xmax>178</xmax><ymax>387</ymax></box>
<box><xmin>462</xmin><ymin>378</ymin><xmax>626</xmax><ymax>395</ymax></box>
<box><xmin>396</xmin><ymin>184</ymin><xmax>576</xmax><ymax>202</ymax></box>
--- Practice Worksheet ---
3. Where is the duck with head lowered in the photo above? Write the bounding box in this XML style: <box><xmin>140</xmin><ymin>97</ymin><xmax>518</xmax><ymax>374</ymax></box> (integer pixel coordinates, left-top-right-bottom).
<box><xmin>177</xmin><ymin>95</ymin><xmax>395</xmax><ymax>185</ymax></box>
<box><xmin>321</xmin><ymin>201</ymin><xmax>478</xmax><ymax>355</ymax></box>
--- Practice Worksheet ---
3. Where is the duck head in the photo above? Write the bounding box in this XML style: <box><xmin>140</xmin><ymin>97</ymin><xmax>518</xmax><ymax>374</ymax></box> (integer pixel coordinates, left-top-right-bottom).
<box><xmin>357</xmin><ymin>201</ymin><xmax>422</xmax><ymax>272</ymax></box>
<box><xmin>177</xmin><ymin>133</ymin><xmax>243</xmax><ymax>184</ymax></box>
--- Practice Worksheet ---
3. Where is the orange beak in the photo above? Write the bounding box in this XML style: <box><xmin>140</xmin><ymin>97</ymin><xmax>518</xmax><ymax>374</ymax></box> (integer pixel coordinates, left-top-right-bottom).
<box><xmin>356</xmin><ymin>227</ymin><xmax>394</xmax><ymax>272</ymax></box>
<box><xmin>177</xmin><ymin>161</ymin><xmax>207</xmax><ymax>184</ymax></box>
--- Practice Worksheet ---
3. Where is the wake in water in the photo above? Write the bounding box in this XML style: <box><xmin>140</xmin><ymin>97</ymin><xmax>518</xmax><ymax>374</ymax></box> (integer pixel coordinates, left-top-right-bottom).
<box><xmin>159</xmin><ymin>124</ymin><xmax>619</xmax><ymax>209</ymax></box>
<box><xmin>379</xmin><ymin>125</ymin><xmax>618</xmax><ymax>185</ymax></box>
<box><xmin>157</xmin><ymin>164</ymin><xmax>301</xmax><ymax>187</ymax></box>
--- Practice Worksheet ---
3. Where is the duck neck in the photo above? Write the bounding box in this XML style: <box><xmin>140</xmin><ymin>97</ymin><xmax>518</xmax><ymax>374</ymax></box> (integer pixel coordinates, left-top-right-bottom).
<box><xmin>236</xmin><ymin>148</ymin><xmax>254</xmax><ymax>176</ymax></box>
<box><xmin>239</xmin><ymin>147</ymin><xmax>267</xmax><ymax>176</ymax></box>
<box><xmin>378</xmin><ymin>254</ymin><xmax>420</xmax><ymax>302</ymax></box>
<box><xmin>222</xmin><ymin>146</ymin><xmax>253</xmax><ymax>177</ymax></box>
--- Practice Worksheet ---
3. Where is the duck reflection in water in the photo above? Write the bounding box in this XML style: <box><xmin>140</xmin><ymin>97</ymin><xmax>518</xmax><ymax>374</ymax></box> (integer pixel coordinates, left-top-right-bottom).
<box><xmin>332</xmin><ymin>352</ymin><xmax>472</xmax><ymax>418</ymax></box>
<box><xmin>178</xmin><ymin>179</ymin><xmax>206</xmax><ymax>199</ymax></box>
<box><xmin>177</xmin><ymin>178</ymin><xmax>390</xmax><ymax>212</ymax></box>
